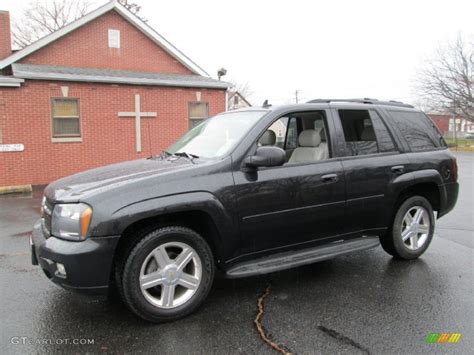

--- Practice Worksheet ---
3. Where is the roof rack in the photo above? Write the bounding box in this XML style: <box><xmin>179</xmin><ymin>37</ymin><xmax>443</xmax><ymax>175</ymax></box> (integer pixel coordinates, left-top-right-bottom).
<box><xmin>307</xmin><ymin>98</ymin><xmax>414</xmax><ymax>108</ymax></box>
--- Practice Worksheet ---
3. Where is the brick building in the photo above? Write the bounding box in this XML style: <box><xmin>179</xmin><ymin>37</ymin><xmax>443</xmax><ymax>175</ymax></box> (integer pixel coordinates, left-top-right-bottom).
<box><xmin>0</xmin><ymin>2</ymin><xmax>229</xmax><ymax>188</ymax></box>
<box><xmin>429</xmin><ymin>114</ymin><xmax>450</xmax><ymax>135</ymax></box>
<box><xmin>429</xmin><ymin>113</ymin><xmax>474</xmax><ymax>137</ymax></box>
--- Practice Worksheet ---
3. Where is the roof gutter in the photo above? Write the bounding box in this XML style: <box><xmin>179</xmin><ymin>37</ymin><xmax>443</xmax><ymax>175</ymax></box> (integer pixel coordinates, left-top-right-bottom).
<box><xmin>13</xmin><ymin>69</ymin><xmax>229</xmax><ymax>90</ymax></box>
<box><xmin>0</xmin><ymin>76</ymin><xmax>24</xmax><ymax>87</ymax></box>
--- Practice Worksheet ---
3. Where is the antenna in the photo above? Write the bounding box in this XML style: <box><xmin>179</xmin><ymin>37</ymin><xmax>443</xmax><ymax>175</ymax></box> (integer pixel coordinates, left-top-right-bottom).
<box><xmin>262</xmin><ymin>100</ymin><xmax>271</xmax><ymax>108</ymax></box>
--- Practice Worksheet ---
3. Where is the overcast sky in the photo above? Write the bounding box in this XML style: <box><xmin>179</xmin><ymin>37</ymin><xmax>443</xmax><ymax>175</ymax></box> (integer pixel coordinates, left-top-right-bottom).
<box><xmin>3</xmin><ymin>0</ymin><xmax>474</xmax><ymax>106</ymax></box>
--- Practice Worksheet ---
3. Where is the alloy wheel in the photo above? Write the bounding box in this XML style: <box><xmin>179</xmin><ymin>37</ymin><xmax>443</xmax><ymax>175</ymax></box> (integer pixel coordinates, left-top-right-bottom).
<box><xmin>139</xmin><ymin>242</ymin><xmax>202</xmax><ymax>309</ymax></box>
<box><xmin>400</xmin><ymin>206</ymin><xmax>431</xmax><ymax>251</ymax></box>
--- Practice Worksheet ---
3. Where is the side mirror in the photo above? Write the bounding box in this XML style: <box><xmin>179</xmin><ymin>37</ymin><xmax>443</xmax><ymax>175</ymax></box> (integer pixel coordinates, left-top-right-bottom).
<box><xmin>243</xmin><ymin>146</ymin><xmax>286</xmax><ymax>170</ymax></box>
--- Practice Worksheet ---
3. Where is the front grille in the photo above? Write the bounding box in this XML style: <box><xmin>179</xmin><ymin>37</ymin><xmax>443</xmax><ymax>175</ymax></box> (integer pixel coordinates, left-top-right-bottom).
<box><xmin>43</xmin><ymin>199</ymin><xmax>53</xmax><ymax>237</ymax></box>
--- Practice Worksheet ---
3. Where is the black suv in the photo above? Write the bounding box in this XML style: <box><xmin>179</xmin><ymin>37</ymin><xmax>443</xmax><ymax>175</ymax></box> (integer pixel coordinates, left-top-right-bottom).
<box><xmin>31</xmin><ymin>99</ymin><xmax>459</xmax><ymax>322</ymax></box>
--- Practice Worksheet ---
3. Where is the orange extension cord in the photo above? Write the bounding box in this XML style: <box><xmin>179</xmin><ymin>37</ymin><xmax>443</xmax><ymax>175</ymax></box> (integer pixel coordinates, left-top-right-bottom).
<box><xmin>254</xmin><ymin>286</ymin><xmax>292</xmax><ymax>355</ymax></box>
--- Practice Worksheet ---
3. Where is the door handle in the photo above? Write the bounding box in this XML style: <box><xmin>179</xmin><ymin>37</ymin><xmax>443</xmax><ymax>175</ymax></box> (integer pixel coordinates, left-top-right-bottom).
<box><xmin>321</xmin><ymin>173</ymin><xmax>338</xmax><ymax>183</ymax></box>
<box><xmin>391</xmin><ymin>165</ymin><xmax>405</xmax><ymax>174</ymax></box>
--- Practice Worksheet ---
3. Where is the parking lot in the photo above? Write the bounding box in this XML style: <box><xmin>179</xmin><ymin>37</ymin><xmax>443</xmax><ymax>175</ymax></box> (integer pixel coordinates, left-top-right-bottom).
<box><xmin>0</xmin><ymin>152</ymin><xmax>472</xmax><ymax>354</ymax></box>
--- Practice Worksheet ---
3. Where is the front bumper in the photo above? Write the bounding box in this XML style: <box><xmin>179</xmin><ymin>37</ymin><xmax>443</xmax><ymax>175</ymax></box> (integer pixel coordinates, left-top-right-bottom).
<box><xmin>31</xmin><ymin>219</ymin><xmax>120</xmax><ymax>295</ymax></box>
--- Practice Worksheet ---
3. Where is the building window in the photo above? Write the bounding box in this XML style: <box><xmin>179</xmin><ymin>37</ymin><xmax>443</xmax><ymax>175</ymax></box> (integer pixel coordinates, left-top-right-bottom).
<box><xmin>108</xmin><ymin>29</ymin><xmax>120</xmax><ymax>48</ymax></box>
<box><xmin>189</xmin><ymin>102</ymin><xmax>208</xmax><ymax>129</ymax></box>
<box><xmin>52</xmin><ymin>98</ymin><xmax>81</xmax><ymax>138</ymax></box>
<box><xmin>234</xmin><ymin>95</ymin><xmax>239</xmax><ymax>105</ymax></box>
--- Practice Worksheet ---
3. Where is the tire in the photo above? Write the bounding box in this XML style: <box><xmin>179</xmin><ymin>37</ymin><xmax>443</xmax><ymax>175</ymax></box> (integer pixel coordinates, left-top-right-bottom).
<box><xmin>380</xmin><ymin>196</ymin><xmax>435</xmax><ymax>260</ymax></box>
<box><xmin>119</xmin><ymin>226</ymin><xmax>215</xmax><ymax>323</ymax></box>
<box><xmin>379</xmin><ymin>232</ymin><xmax>397</xmax><ymax>256</ymax></box>
<box><xmin>113</xmin><ymin>224</ymin><xmax>158</xmax><ymax>303</ymax></box>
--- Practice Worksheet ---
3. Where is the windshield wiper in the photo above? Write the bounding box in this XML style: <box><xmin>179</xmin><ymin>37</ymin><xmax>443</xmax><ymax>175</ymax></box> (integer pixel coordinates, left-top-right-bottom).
<box><xmin>173</xmin><ymin>151</ymin><xmax>199</xmax><ymax>164</ymax></box>
<box><xmin>156</xmin><ymin>150</ymin><xmax>199</xmax><ymax>163</ymax></box>
<box><xmin>147</xmin><ymin>151</ymin><xmax>171</xmax><ymax>160</ymax></box>
<box><xmin>160</xmin><ymin>150</ymin><xmax>172</xmax><ymax>159</ymax></box>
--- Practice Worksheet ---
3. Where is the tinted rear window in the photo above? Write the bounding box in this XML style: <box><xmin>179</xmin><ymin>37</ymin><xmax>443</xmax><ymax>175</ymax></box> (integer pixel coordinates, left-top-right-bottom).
<box><xmin>388</xmin><ymin>110</ymin><xmax>444</xmax><ymax>151</ymax></box>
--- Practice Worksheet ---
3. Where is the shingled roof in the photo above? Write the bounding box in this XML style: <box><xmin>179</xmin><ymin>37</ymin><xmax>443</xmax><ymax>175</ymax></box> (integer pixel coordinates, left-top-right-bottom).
<box><xmin>12</xmin><ymin>64</ymin><xmax>230</xmax><ymax>89</ymax></box>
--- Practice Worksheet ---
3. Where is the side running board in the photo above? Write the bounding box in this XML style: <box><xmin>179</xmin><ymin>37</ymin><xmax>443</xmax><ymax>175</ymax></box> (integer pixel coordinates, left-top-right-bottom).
<box><xmin>226</xmin><ymin>236</ymin><xmax>380</xmax><ymax>278</ymax></box>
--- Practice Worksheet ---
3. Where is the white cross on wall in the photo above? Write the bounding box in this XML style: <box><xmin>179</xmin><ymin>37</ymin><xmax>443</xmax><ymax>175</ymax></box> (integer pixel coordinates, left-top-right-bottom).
<box><xmin>118</xmin><ymin>94</ymin><xmax>157</xmax><ymax>152</ymax></box>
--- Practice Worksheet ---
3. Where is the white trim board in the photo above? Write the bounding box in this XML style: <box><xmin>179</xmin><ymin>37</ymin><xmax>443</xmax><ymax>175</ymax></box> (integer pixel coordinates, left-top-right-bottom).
<box><xmin>0</xmin><ymin>77</ymin><xmax>24</xmax><ymax>87</ymax></box>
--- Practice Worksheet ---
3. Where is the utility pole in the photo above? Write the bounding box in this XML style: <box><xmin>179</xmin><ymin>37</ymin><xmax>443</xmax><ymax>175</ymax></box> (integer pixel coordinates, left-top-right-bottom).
<box><xmin>451</xmin><ymin>102</ymin><xmax>458</xmax><ymax>151</ymax></box>
<box><xmin>295</xmin><ymin>90</ymin><xmax>299</xmax><ymax>104</ymax></box>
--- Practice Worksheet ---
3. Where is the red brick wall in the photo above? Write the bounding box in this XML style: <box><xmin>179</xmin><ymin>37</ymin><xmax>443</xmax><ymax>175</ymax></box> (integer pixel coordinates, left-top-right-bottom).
<box><xmin>20</xmin><ymin>11</ymin><xmax>193</xmax><ymax>75</ymax></box>
<box><xmin>0</xmin><ymin>11</ymin><xmax>12</xmax><ymax>60</ymax></box>
<box><xmin>0</xmin><ymin>81</ymin><xmax>226</xmax><ymax>186</ymax></box>
<box><xmin>428</xmin><ymin>114</ymin><xmax>450</xmax><ymax>135</ymax></box>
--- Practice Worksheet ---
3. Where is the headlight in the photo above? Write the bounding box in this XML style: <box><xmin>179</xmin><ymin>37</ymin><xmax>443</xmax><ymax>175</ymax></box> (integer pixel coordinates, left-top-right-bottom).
<box><xmin>51</xmin><ymin>203</ymin><xmax>93</xmax><ymax>241</ymax></box>
<box><xmin>40</xmin><ymin>196</ymin><xmax>46</xmax><ymax>214</ymax></box>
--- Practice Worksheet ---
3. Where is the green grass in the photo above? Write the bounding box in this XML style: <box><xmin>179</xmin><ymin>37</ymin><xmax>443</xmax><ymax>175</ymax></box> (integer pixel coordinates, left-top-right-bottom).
<box><xmin>443</xmin><ymin>137</ymin><xmax>474</xmax><ymax>151</ymax></box>
<box><xmin>444</xmin><ymin>138</ymin><xmax>473</xmax><ymax>147</ymax></box>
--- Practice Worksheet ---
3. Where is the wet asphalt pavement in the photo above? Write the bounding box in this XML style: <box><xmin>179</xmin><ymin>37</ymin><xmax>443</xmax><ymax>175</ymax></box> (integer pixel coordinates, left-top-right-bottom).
<box><xmin>0</xmin><ymin>152</ymin><xmax>472</xmax><ymax>354</ymax></box>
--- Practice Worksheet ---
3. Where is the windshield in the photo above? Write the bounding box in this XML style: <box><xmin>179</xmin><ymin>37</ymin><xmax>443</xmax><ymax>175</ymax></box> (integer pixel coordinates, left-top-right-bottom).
<box><xmin>167</xmin><ymin>110</ymin><xmax>267</xmax><ymax>159</ymax></box>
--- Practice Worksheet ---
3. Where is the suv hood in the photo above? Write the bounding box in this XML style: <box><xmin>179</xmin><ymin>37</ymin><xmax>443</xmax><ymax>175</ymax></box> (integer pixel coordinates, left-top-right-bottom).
<box><xmin>44</xmin><ymin>158</ymin><xmax>193</xmax><ymax>202</ymax></box>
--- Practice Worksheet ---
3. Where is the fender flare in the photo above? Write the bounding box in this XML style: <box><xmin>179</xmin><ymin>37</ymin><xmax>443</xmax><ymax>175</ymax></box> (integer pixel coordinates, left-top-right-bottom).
<box><xmin>388</xmin><ymin>169</ymin><xmax>446</xmax><ymax>212</ymax></box>
<box><xmin>92</xmin><ymin>192</ymin><xmax>237</xmax><ymax>259</ymax></box>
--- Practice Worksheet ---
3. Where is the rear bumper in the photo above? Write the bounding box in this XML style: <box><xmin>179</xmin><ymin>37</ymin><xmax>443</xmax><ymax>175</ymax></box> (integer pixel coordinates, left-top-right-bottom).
<box><xmin>438</xmin><ymin>182</ymin><xmax>459</xmax><ymax>218</ymax></box>
<box><xmin>31</xmin><ymin>219</ymin><xmax>120</xmax><ymax>295</ymax></box>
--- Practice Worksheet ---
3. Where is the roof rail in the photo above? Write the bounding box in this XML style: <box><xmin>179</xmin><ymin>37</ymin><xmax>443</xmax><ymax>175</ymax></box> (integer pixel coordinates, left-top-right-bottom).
<box><xmin>307</xmin><ymin>98</ymin><xmax>414</xmax><ymax>108</ymax></box>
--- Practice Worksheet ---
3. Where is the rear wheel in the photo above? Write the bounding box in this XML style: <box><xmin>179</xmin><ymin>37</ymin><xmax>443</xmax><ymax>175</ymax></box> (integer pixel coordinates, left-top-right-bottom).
<box><xmin>119</xmin><ymin>226</ymin><xmax>215</xmax><ymax>322</ymax></box>
<box><xmin>380</xmin><ymin>196</ymin><xmax>435</xmax><ymax>259</ymax></box>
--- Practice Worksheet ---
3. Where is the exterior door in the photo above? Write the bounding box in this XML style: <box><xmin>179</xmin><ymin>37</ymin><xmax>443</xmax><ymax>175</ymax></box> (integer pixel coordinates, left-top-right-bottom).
<box><xmin>232</xmin><ymin>161</ymin><xmax>346</xmax><ymax>255</ymax></box>
<box><xmin>231</xmin><ymin>111</ymin><xmax>346</xmax><ymax>256</ymax></box>
<box><xmin>333</xmin><ymin>108</ymin><xmax>409</xmax><ymax>235</ymax></box>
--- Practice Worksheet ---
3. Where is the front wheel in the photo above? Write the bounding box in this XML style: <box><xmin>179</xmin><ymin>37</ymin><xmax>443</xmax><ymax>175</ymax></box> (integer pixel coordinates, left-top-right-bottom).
<box><xmin>120</xmin><ymin>226</ymin><xmax>215</xmax><ymax>323</ymax></box>
<box><xmin>380</xmin><ymin>196</ymin><xmax>435</xmax><ymax>259</ymax></box>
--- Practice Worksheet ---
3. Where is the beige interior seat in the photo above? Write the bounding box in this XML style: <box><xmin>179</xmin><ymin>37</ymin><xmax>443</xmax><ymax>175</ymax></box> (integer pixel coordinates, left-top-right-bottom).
<box><xmin>361</xmin><ymin>126</ymin><xmax>376</xmax><ymax>141</ymax></box>
<box><xmin>313</xmin><ymin>121</ymin><xmax>329</xmax><ymax>160</ymax></box>
<box><xmin>350</xmin><ymin>126</ymin><xmax>378</xmax><ymax>155</ymax></box>
<box><xmin>259</xmin><ymin>130</ymin><xmax>276</xmax><ymax>146</ymax></box>
<box><xmin>288</xmin><ymin>129</ymin><xmax>327</xmax><ymax>164</ymax></box>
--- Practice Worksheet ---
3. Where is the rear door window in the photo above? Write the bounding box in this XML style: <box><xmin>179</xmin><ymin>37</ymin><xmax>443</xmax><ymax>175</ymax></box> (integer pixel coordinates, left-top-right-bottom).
<box><xmin>369</xmin><ymin>110</ymin><xmax>397</xmax><ymax>152</ymax></box>
<box><xmin>337</xmin><ymin>109</ymin><xmax>397</xmax><ymax>156</ymax></box>
<box><xmin>388</xmin><ymin>110</ymin><xmax>443</xmax><ymax>151</ymax></box>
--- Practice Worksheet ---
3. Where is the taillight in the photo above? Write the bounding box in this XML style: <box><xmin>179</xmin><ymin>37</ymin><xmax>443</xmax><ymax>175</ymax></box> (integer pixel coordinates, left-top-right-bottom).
<box><xmin>452</xmin><ymin>157</ymin><xmax>458</xmax><ymax>181</ymax></box>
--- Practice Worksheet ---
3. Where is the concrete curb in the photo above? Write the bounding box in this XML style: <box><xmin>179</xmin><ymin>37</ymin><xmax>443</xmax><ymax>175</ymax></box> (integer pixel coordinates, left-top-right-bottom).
<box><xmin>0</xmin><ymin>185</ymin><xmax>33</xmax><ymax>195</ymax></box>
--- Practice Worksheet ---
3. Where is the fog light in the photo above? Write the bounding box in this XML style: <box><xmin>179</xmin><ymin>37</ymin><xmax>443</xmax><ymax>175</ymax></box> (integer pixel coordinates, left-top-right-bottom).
<box><xmin>56</xmin><ymin>263</ymin><xmax>67</xmax><ymax>277</ymax></box>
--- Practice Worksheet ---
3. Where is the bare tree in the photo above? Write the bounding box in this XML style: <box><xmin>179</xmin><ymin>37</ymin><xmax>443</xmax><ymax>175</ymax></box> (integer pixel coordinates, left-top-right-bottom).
<box><xmin>229</xmin><ymin>80</ymin><xmax>253</xmax><ymax>101</ymax></box>
<box><xmin>415</xmin><ymin>35</ymin><xmax>473</xmax><ymax>119</ymax></box>
<box><xmin>12</xmin><ymin>0</ymin><xmax>146</xmax><ymax>49</ymax></box>
<box><xmin>118</xmin><ymin>0</ymin><xmax>146</xmax><ymax>22</ymax></box>
<box><xmin>12</xmin><ymin>0</ymin><xmax>92</xmax><ymax>48</ymax></box>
